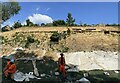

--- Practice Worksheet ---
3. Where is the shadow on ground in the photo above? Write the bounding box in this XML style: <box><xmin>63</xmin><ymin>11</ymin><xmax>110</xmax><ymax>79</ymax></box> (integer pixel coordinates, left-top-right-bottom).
<box><xmin>1</xmin><ymin>51</ymin><xmax>120</xmax><ymax>83</ymax></box>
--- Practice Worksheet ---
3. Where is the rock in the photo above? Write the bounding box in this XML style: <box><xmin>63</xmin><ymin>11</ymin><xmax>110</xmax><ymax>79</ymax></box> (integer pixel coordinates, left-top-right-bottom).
<box><xmin>24</xmin><ymin>60</ymin><xmax>28</xmax><ymax>63</ymax></box>
<box><xmin>32</xmin><ymin>60</ymin><xmax>39</xmax><ymax>76</ymax></box>
<box><xmin>67</xmin><ymin>68</ymin><xmax>79</xmax><ymax>72</ymax></box>
<box><xmin>40</xmin><ymin>74</ymin><xmax>46</xmax><ymax>77</ymax></box>
<box><xmin>14</xmin><ymin>47</ymin><xmax>24</xmax><ymax>51</ymax></box>
<box><xmin>78</xmin><ymin>77</ymin><xmax>91</xmax><ymax>83</ymax></box>
<box><xmin>14</xmin><ymin>71</ymin><xmax>39</xmax><ymax>82</ymax></box>
<box><xmin>29</xmin><ymin>72</ymin><xmax>33</xmax><ymax>75</ymax></box>
<box><xmin>114</xmin><ymin>70</ymin><xmax>119</xmax><ymax>74</ymax></box>
<box><xmin>34</xmin><ymin>68</ymin><xmax>39</xmax><ymax>76</ymax></box>
<box><xmin>25</xmin><ymin>72</ymin><xmax>36</xmax><ymax>79</ymax></box>
<box><xmin>83</xmin><ymin>73</ymin><xmax>89</xmax><ymax>77</ymax></box>
<box><xmin>104</xmin><ymin>72</ymin><xmax>110</xmax><ymax>76</ymax></box>
<box><xmin>37</xmin><ymin>78</ymin><xmax>41</xmax><ymax>80</ymax></box>
<box><xmin>24</xmin><ymin>77</ymin><xmax>30</xmax><ymax>81</ymax></box>
<box><xmin>14</xmin><ymin>72</ymin><xmax>26</xmax><ymax>82</ymax></box>
<box><xmin>55</xmin><ymin>72</ymin><xmax>59</xmax><ymax>76</ymax></box>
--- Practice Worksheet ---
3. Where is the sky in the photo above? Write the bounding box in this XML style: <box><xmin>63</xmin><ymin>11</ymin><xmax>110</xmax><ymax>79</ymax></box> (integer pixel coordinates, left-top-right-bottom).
<box><xmin>1</xmin><ymin>2</ymin><xmax>118</xmax><ymax>27</ymax></box>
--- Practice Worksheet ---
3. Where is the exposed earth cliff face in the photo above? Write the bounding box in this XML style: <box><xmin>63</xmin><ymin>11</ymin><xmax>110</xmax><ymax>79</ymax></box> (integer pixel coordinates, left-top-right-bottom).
<box><xmin>0</xmin><ymin>26</ymin><xmax>119</xmax><ymax>56</ymax></box>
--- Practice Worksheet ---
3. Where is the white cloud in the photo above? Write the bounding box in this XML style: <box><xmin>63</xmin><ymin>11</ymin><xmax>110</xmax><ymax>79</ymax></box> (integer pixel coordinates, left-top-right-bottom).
<box><xmin>36</xmin><ymin>7</ymin><xmax>40</xmax><ymax>11</ymax></box>
<box><xmin>28</xmin><ymin>13</ymin><xmax>53</xmax><ymax>24</ymax></box>
<box><xmin>46</xmin><ymin>8</ymin><xmax>50</xmax><ymax>12</ymax></box>
<box><xmin>21</xmin><ymin>21</ymin><xmax>27</xmax><ymax>25</ymax></box>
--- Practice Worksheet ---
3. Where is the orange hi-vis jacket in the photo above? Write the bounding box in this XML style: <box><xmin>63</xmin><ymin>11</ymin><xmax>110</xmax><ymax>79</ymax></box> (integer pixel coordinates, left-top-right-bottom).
<box><xmin>8</xmin><ymin>64</ymin><xmax>16</xmax><ymax>74</ymax></box>
<box><xmin>4</xmin><ymin>62</ymin><xmax>16</xmax><ymax>78</ymax></box>
<box><xmin>58</xmin><ymin>57</ymin><xmax>66</xmax><ymax>75</ymax></box>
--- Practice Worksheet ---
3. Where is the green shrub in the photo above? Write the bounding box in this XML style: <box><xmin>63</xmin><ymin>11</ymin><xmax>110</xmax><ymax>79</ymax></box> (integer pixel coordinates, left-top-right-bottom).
<box><xmin>27</xmin><ymin>36</ymin><xmax>34</xmax><ymax>43</ymax></box>
<box><xmin>0</xmin><ymin>36</ymin><xmax>4</xmax><ymax>44</ymax></box>
<box><xmin>53</xmin><ymin>20</ymin><xmax>66</xmax><ymax>26</ymax></box>
<box><xmin>61</xmin><ymin>46</ymin><xmax>69</xmax><ymax>52</ymax></box>
<box><xmin>67</xmin><ymin>28</ymin><xmax>71</xmax><ymax>35</ymax></box>
<box><xmin>50</xmin><ymin>32</ymin><xmax>60</xmax><ymax>42</ymax></box>
<box><xmin>13</xmin><ymin>21</ymin><xmax>22</xmax><ymax>29</ymax></box>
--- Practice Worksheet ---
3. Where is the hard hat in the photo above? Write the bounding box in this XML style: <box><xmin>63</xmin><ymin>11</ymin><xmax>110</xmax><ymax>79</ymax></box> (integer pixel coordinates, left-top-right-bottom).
<box><xmin>10</xmin><ymin>59</ymin><xmax>14</xmax><ymax>63</ymax></box>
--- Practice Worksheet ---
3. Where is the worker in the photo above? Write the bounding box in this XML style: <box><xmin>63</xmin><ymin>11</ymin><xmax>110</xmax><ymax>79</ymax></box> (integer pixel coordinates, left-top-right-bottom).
<box><xmin>4</xmin><ymin>59</ymin><xmax>16</xmax><ymax>80</ymax></box>
<box><xmin>58</xmin><ymin>53</ymin><xmax>66</xmax><ymax>78</ymax></box>
<box><xmin>3</xmin><ymin>59</ymin><xmax>11</xmax><ymax>72</ymax></box>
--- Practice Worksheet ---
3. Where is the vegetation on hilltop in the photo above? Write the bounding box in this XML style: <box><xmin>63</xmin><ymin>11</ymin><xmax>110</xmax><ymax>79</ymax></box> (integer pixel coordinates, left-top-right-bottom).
<box><xmin>1</xmin><ymin>2</ymin><xmax>21</xmax><ymax>22</ymax></box>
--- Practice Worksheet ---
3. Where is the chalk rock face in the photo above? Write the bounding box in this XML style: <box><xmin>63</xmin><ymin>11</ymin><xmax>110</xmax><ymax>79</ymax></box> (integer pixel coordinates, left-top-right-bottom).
<box><xmin>64</xmin><ymin>51</ymin><xmax>118</xmax><ymax>70</ymax></box>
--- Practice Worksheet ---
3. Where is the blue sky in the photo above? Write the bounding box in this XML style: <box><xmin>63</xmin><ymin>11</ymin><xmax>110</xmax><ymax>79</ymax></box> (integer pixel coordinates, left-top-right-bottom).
<box><xmin>2</xmin><ymin>2</ymin><xmax>118</xmax><ymax>27</ymax></box>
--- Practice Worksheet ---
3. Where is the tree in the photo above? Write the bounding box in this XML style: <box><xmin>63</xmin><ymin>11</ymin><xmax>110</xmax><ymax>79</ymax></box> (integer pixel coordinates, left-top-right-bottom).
<box><xmin>53</xmin><ymin>20</ymin><xmax>66</xmax><ymax>26</ymax></box>
<box><xmin>1</xmin><ymin>25</ymin><xmax>11</xmax><ymax>32</ymax></box>
<box><xmin>44</xmin><ymin>23</ymin><xmax>53</xmax><ymax>27</ymax></box>
<box><xmin>13</xmin><ymin>21</ymin><xmax>22</xmax><ymax>29</ymax></box>
<box><xmin>41</xmin><ymin>23</ymin><xmax>45</xmax><ymax>26</ymax></box>
<box><xmin>25</xmin><ymin>19</ymin><xmax>40</xmax><ymax>27</ymax></box>
<box><xmin>1</xmin><ymin>2</ymin><xmax>21</xmax><ymax>22</ymax></box>
<box><xmin>83</xmin><ymin>24</ymin><xmax>87</xmax><ymax>27</ymax></box>
<box><xmin>33</xmin><ymin>24</ymin><xmax>39</xmax><ymax>27</ymax></box>
<box><xmin>66</xmin><ymin>13</ymin><xmax>75</xmax><ymax>26</ymax></box>
<box><xmin>26</xmin><ymin>19</ymin><xmax>34</xmax><ymax>26</ymax></box>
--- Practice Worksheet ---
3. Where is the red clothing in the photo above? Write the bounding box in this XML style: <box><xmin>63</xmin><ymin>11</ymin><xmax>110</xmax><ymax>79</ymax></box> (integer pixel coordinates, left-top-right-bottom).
<box><xmin>59</xmin><ymin>64</ymin><xmax>66</xmax><ymax>73</ymax></box>
<box><xmin>8</xmin><ymin>64</ymin><xmax>16</xmax><ymax>74</ymax></box>
<box><xmin>58</xmin><ymin>57</ymin><xmax>66</xmax><ymax>76</ymax></box>
<box><xmin>4</xmin><ymin>62</ymin><xmax>16</xmax><ymax>78</ymax></box>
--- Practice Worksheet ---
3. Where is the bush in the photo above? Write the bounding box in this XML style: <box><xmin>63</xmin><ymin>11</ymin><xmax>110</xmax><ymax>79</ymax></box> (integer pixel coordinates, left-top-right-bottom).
<box><xmin>44</xmin><ymin>23</ymin><xmax>53</xmax><ymax>27</ymax></box>
<box><xmin>50</xmin><ymin>32</ymin><xmax>60</xmax><ymax>42</ymax></box>
<box><xmin>67</xmin><ymin>28</ymin><xmax>71</xmax><ymax>35</ymax></box>
<box><xmin>0</xmin><ymin>36</ymin><xmax>5</xmax><ymax>44</ymax></box>
<box><xmin>13</xmin><ymin>21</ymin><xmax>22</xmax><ymax>29</ymax></box>
<box><xmin>53</xmin><ymin>20</ymin><xmax>66</xmax><ymax>26</ymax></box>
<box><xmin>58</xmin><ymin>45</ymin><xmax>69</xmax><ymax>52</ymax></box>
<box><xmin>41</xmin><ymin>23</ymin><xmax>45</xmax><ymax>26</ymax></box>
<box><xmin>27</xmin><ymin>36</ymin><xmax>35</xmax><ymax>43</ymax></box>
<box><xmin>62</xmin><ymin>46</ymin><xmax>69</xmax><ymax>52</ymax></box>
